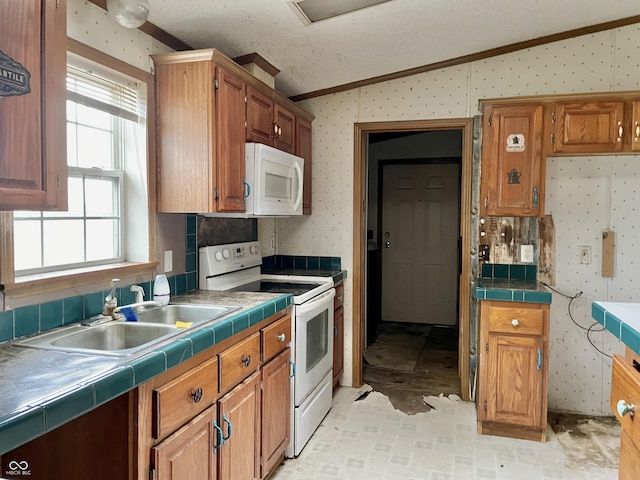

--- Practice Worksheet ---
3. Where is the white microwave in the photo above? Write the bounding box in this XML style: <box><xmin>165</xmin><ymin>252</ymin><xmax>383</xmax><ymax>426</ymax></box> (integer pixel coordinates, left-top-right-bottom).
<box><xmin>245</xmin><ymin>143</ymin><xmax>304</xmax><ymax>216</ymax></box>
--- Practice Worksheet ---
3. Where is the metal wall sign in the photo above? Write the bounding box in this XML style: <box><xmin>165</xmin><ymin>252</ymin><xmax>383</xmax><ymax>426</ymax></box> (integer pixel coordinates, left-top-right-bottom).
<box><xmin>0</xmin><ymin>50</ymin><xmax>31</xmax><ymax>97</ymax></box>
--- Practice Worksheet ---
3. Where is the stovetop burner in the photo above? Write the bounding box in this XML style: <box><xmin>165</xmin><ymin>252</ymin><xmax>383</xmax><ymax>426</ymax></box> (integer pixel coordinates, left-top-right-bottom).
<box><xmin>230</xmin><ymin>280</ymin><xmax>324</xmax><ymax>296</ymax></box>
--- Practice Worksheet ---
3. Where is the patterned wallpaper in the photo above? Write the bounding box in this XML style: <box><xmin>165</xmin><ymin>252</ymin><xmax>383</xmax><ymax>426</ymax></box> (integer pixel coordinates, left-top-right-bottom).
<box><xmin>279</xmin><ymin>24</ymin><xmax>640</xmax><ymax>414</ymax></box>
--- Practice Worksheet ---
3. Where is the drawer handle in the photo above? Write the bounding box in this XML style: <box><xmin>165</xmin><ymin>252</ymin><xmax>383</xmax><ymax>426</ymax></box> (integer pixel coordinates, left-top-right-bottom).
<box><xmin>511</xmin><ymin>319</ymin><xmax>519</xmax><ymax>327</ymax></box>
<box><xmin>241</xmin><ymin>355</ymin><xmax>251</xmax><ymax>368</ymax></box>
<box><xmin>191</xmin><ymin>387</ymin><xmax>203</xmax><ymax>403</ymax></box>
<box><xmin>213</xmin><ymin>420</ymin><xmax>223</xmax><ymax>452</ymax></box>
<box><xmin>289</xmin><ymin>360</ymin><xmax>296</xmax><ymax>378</ymax></box>
<box><xmin>617</xmin><ymin>121</ymin><xmax>624</xmax><ymax>142</ymax></box>
<box><xmin>617</xmin><ymin>399</ymin><xmax>635</xmax><ymax>417</ymax></box>
<box><xmin>222</xmin><ymin>413</ymin><xmax>232</xmax><ymax>442</ymax></box>
<box><xmin>537</xmin><ymin>348</ymin><xmax>542</xmax><ymax>371</ymax></box>
<box><xmin>276</xmin><ymin>333</ymin><xmax>286</xmax><ymax>342</ymax></box>
<box><xmin>635</xmin><ymin>121</ymin><xmax>640</xmax><ymax>142</ymax></box>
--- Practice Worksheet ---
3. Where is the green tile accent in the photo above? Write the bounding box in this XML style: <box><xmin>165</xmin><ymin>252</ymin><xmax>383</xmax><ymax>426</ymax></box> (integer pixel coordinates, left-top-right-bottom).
<box><xmin>247</xmin><ymin>306</ymin><xmax>263</xmax><ymax>326</ymax></box>
<box><xmin>186</xmin><ymin>253</ymin><xmax>197</xmax><ymax>273</ymax></box>
<box><xmin>481</xmin><ymin>264</ymin><xmax>493</xmax><ymax>278</ymax></box>
<box><xmin>132</xmin><ymin>352</ymin><xmax>166</xmax><ymax>386</ymax></box>
<box><xmin>591</xmin><ymin>303</ymin><xmax>605</xmax><ymax>327</ymax></box>
<box><xmin>509</xmin><ymin>265</ymin><xmax>526</xmax><ymax>280</ymax></box>
<box><xmin>119</xmin><ymin>285</ymin><xmax>136</xmax><ymax>306</ymax></box>
<box><xmin>274</xmin><ymin>295</ymin><xmax>290</xmax><ymax>312</ymax></box>
<box><xmin>0</xmin><ymin>310</ymin><xmax>14</xmax><ymax>342</ymax></box>
<box><xmin>308</xmin><ymin>257</ymin><xmax>320</xmax><ymax>269</ymax></box>
<box><xmin>523</xmin><ymin>291</ymin><xmax>552</xmax><ymax>304</ymax></box>
<box><xmin>484</xmin><ymin>290</ymin><xmax>512</xmax><ymax>301</ymax></box>
<box><xmin>604</xmin><ymin>311</ymin><xmax>622</xmax><ymax>338</ymax></box>
<box><xmin>214</xmin><ymin>320</ymin><xmax>233</xmax><ymax>343</ymax></box>
<box><xmin>63</xmin><ymin>296</ymin><xmax>84</xmax><ymax>325</ymax></box>
<box><xmin>621</xmin><ymin>323</ymin><xmax>640</xmax><ymax>353</ymax></box>
<box><xmin>232</xmin><ymin>313</ymin><xmax>250</xmax><ymax>333</ymax></box>
<box><xmin>294</xmin><ymin>256</ymin><xmax>306</xmax><ymax>269</ymax></box>
<box><xmin>43</xmin><ymin>385</ymin><xmax>95</xmax><ymax>431</ymax></box>
<box><xmin>167</xmin><ymin>276</ymin><xmax>177</xmax><ymax>296</ymax></box>
<box><xmin>40</xmin><ymin>300</ymin><xmax>63</xmax><ymax>332</ymax></box>
<box><xmin>15</xmin><ymin>305</ymin><xmax>40</xmax><ymax>338</ymax></box>
<box><xmin>475</xmin><ymin>288</ymin><xmax>486</xmax><ymax>300</ymax></box>
<box><xmin>512</xmin><ymin>291</ymin><xmax>525</xmax><ymax>302</ymax></box>
<box><xmin>331</xmin><ymin>257</ymin><xmax>341</xmax><ymax>269</ymax></box>
<box><xmin>525</xmin><ymin>265</ymin><xmax>537</xmax><ymax>281</ymax></box>
<box><xmin>188</xmin><ymin>328</ymin><xmax>215</xmax><ymax>355</ymax></box>
<box><xmin>94</xmin><ymin>367</ymin><xmax>134</xmax><ymax>406</ymax></box>
<box><xmin>494</xmin><ymin>264</ymin><xmax>509</xmax><ymax>279</ymax></box>
<box><xmin>0</xmin><ymin>407</ymin><xmax>46</xmax><ymax>454</ymax></box>
<box><xmin>84</xmin><ymin>291</ymin><xmax>104</xmax><ymax>318</ymax></box>
<box><xmin>186</xmin><ymin>272</ymin><xmax>198</xmax><ymax>291</ymax></box>
<box><xmin>159</xmin><ymin>339</ymin><xmax>193</xmax><ymax>369</ymax></box>
<box><xmin>319</xmin><ymin>258</ymin><xmax>331</xmax><ymax>270</ymax></box>
<box><xmin>175</xmin><ymin>274</ymin><xmax>187</xmax><ymax>295</ymax></box>
<box><xmin>186</xmin><ymin>233</ymin><xmax>197</xmax><ymax>254</ymax></box>
<box><xmin>186</xmin><ymin>214</ymin><xmax>197</xmax><ymax>235</ymax></box>
<box><xmin>262</xmin><ymin>301</ymin><xmax>276</xmax><ymax>318</ymax></box>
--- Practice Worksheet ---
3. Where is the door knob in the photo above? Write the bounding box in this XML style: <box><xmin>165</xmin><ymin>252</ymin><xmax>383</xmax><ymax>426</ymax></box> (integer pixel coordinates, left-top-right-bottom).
<box><xmin>385</xmin><ymin>241</ymin><xmax>391</xmax><ymax>248</ymax></box>
<box><xmin>385</xmin><ymin>232</ymin><xmax>390</xmax><ymax>237</ymax></box>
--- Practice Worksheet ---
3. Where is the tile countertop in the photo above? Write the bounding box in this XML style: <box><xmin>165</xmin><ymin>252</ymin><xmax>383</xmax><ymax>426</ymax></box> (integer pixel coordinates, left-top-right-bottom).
<box><xmin>475</xmin><ymin>277</ymin><xmax>552</xmax><ymax>304</ymax></box>
<box><xmin>592</xmin><ymin>301</ymin><xmax>640</xmax><ymax>356</ymax></box>
<box><xmin>0</xmin><ymin>290</ymin><xmax>292</xmax><ymax>456</ymax></box>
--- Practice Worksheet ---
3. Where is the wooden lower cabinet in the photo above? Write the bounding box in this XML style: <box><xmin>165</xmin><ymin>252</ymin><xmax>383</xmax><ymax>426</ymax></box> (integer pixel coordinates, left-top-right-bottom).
<box><xmin>218</xmin><ymin>372</ymin><xmax>261</xmax><ymax>480</ymax></box>
<box><xmin>477</xmin><ymin>300</ymin><xmax>549</xmax><ymax>442</ymax></box>
<box><xmin>152</xmin><ymin>406</ymin><xmax>218</xmax><ymax>480</ymax></box>
<box><xmin>261</xmin><ymin>348</ymin><xmax>291</xmax><ymax>478</ymax></box>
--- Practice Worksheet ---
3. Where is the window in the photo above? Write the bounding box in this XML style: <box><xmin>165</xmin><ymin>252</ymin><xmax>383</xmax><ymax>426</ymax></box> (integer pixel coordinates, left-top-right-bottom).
<box><xmin>12</xmin><ymin>47</ymin><xmax>151</xmax><ymax>279</ymax></box>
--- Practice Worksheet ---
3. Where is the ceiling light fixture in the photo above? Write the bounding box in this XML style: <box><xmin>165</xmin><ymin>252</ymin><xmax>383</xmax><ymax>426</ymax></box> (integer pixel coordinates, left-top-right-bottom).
<box><xmin>288</xmin><ymin>0</ymin><xmax>391</xmax><ymax>25</ymax></box>
<box><xmin>106</xmin><ymin>0</ymin><xmax>149</xmax><ymax>28</ymax></box>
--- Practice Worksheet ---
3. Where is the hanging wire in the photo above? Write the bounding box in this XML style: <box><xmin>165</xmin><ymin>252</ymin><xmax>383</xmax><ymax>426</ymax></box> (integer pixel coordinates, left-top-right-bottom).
<box><xmin>541</xmin><ymin>282</ymin><xmax>611</xmax><ymax>359</ymax></box>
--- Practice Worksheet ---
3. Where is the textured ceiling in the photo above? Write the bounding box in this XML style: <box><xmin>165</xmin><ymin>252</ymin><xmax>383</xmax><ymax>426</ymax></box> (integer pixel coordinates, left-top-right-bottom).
<box><xmin>146</xmin><ymin>0</ymin><xmax>640</xmax><ymax>98</ymax></box>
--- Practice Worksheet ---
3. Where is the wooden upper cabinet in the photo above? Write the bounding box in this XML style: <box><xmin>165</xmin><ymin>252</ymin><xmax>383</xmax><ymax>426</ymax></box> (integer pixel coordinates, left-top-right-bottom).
<box><xmin>295</xmin><ymin>116</ymin><xmax>312</xmax><ymax>215</ymax></box>
<box><xmin>153</xmin><ymin>52</ymin><xmax>246</xmax><ymax>213</ymax></box>
<box><xmin>480</xmin><ymin>104</ymin><xmax>544</xmax><ymax>217</ymax></box>
<box><xmin>273</xmin><ymin>103</ymin><xmax>295</xmax><ymax>154</ymax></box>
<box><xmin>246</xmin><ymin>85</ymin><xmax>273</xmax><ymax>145</ymax></box>
<box><xmin>246</xmin><ymin>86</ymin><xmax>296</xmax><ymax>154</ymax></box>
<box><xmin>553</xmin><ymin>101</ymin><xmax>625</xmax><ymax>154</ymax></box>
<box><xmin>631</xmin><ymin>101</ymin><xmax>640</xmax><ymax>152</ymax></box>
<box><xmin>0</xmin><ymin>0</ymin><xmax>67</xmax><ymax>210</ymax></box>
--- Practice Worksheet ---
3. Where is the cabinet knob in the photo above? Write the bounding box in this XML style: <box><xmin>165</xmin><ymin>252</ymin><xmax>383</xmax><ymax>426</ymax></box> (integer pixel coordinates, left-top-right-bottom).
<box><xmin>634</xmin><ymin>121</ymin><xmax>640</xmax><ymax>142</ymax></box>
<box><xmin>617</xmin><ymin>399</ymin><xmax>635</xmax><ymax>417</ymax></box>
<box><xmin>241</xmin><ymin>355</ymin><xmax>251</xmax><ymax>367</ymax></box>
<box><xmin>276</xmin><ymin>333</ymin><xmax>286</xmax><ymax>342</ymax></box>
<box><xmin>191</xmin><ymin>387</ymin><xmax>203</xmax><ymax>403</ymax></box>
<box><xmin>511</xmin><ymin>319</ymin><xmax>519</xmax><ymax>327</ymax></box>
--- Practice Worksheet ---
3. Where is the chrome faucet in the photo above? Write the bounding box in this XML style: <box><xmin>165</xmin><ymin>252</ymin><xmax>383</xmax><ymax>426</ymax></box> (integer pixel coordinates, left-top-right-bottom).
<box><xmin>112</xmin><ymin>300</ymin><xmax>161</xmax><ymax>319</ymax></box>
<box><xmin>102</xmin><ymin>278</ymin><xmax>120</xmax><ymax>317</ymax></box>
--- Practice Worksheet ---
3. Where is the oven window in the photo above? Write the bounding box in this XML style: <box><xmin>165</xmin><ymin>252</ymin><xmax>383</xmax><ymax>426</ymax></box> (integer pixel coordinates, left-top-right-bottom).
<box><xmin>306</xmin><ymin>309</ymin><xmax>328</xmax><ymax>373</ymax></box>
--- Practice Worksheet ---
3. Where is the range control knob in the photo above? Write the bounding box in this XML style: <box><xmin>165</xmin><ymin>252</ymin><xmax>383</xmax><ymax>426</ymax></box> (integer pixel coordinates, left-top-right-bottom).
<box><xmin>214</xmin><ymin>251</ymin><xmax>223</xmax><ymax>261</ymax></box>
<box><xmin>222</xmin><ymin>249</ymin><xmax>230</xmax><ymax>259</ymax></box>
<box><xmin>250</xmin><ymin>245</ymin><xmax>259</xmax><ymax>255</ymax></box>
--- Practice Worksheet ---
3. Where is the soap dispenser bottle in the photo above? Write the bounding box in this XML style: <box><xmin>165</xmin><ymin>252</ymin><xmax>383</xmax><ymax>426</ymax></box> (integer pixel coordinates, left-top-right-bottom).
<box><xmin>153</xmin><ymin>274</ymin><xmax>170</xmax><ymax>305</ymax></box>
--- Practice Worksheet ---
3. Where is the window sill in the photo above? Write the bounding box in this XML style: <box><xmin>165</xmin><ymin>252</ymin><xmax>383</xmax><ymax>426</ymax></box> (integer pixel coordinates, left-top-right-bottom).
<box><xmin>2</xmin><ymin>262</ymin><xmax>159</xmax><ymax>298</ymax></box>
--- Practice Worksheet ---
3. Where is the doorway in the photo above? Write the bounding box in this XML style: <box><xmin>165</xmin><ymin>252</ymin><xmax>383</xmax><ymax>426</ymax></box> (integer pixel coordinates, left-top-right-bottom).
<box><xmin>352</xmin><ymin>119</ymin><xmax>474</xmax><ymax>402</ymax></box>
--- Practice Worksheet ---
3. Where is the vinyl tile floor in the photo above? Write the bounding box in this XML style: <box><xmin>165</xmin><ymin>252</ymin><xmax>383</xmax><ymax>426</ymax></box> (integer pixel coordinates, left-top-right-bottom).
<box><xmin>272</xmin><ymin>386</ymin><xmax>619</xmax><ymax>480</ymax></box>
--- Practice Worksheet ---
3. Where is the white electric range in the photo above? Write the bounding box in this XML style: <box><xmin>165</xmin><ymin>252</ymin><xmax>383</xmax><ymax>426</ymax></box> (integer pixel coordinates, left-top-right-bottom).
<box><xmin>199</xmin><ymin>241</ymin><xmax>335</xmax><ymax>457</ymax></box>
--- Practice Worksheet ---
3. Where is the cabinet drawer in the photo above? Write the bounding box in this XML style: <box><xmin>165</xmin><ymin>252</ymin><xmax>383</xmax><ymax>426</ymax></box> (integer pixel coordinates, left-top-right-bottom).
<box><xmin>486</xmin><ymin>304</ymin><xmax>544</xmax><ymax>336</ymax></box>
<box><xmin>153</xmin><ymin>356</ymin><xmax>219</xmax><ymax>440</ymax></box>
<box><xmin>611</xmin><ymin>354</ymin><xmax>640</xmax><ymax>450</ymax></box>
<box><xmin>219</xmin><ymin>332</ymin><xmax>261</xmax><ymax>392</ymax></box>
<box><xmin>334</xmin><ymin>282</ymin><xmax>344</xmax><ymax>310</ymax></box>
<box><xmin>262</xmin><ymin>314</ymin><xmax>291</xmax><ymax>362</ymax></box>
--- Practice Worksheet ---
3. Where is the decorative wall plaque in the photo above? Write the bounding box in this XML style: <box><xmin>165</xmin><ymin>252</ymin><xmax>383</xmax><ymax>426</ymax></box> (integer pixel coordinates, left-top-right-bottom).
<box><xmin>506</xmin><ymin>133</ymin><xmax>525</xmax><ymax>152</ymax></box>
<box><xmin>0</xmin><ymin>50</ymin><xmax>31</xmax><ymax>97</ymax></box>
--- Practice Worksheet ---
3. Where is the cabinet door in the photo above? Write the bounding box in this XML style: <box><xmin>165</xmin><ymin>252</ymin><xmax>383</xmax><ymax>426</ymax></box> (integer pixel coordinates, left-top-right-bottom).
<box><xmin>215</xmin><ymin>66</ymin><xmax>246</xmax><ymax>212</ymax></box>
<box><xmin>246</xmin><ymin>85</ymin><xmax>273</xmax><ymax>145</ymax></box>
<box><xmin>274</xmin><ymin>104</ymin><xmax>295</xmax><ymax>154</ymax></box>
<box><xmin>153</xmin><ymin>405</ymin><xmax>218</xmax><ymax>480</ymax></box>
<box><xmin>485</xmin><ymin>334</ymin><xmax>544</xmax><ymax>427</ymax></box>
<box><xmin>261</xmin><ymin>348</ymin><xmax>291</xmax><ymax>478</ymax></box>
<box><xmin>631</xmin><ymin>101</ymin><xmax>640</xmax><ymax>152</ymax></box>
<box><xmin>333</xmin><ymin>306</ymin><xmax>344</xmax><ymax>388</ymax></box>
<box><xmin>295</xmin><ymin>117</ymin><xmax>312</xmax><ymax>215</ymax></box>
<box><xmin>218</xmin><ymin>371</ymin><xmax>260</xmax><ymax>480</ymax></box>
<box><xmin>553</xmin><ymin>101</ymin><xmax>625</xmax><ymax>153</ymax></box>
<box><xmin>481</xmin><ymin>104</ymin><xmax>543</xmax><ymax>216</ymax></box>
<box><xmin>0</xmin><ymin>0</ymin><xmax>67</xmax><ymax>210</ymax></box>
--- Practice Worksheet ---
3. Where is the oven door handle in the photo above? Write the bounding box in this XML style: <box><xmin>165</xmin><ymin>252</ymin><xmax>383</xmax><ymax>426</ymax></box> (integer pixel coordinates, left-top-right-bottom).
<box><xmin>295</xmin><ymin>288</ymin><xmax>336</xmax><ymax>314</ymax></box>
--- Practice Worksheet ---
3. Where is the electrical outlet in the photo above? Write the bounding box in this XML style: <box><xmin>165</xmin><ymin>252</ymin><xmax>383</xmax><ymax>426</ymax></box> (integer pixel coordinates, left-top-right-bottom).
<box><xmin>579</xmin><ymin>246</ymin><xmax>591</xmax><ymax>265</ymax></box>
<box><xmin>164</xmin><ymin>250</ymin><xmax>173</xmax><ymax>273</ymax></box>
<box><xmin>520</xmin><ymin>245</ymin><xmax>534</xmax><ymax>263</ymax></box>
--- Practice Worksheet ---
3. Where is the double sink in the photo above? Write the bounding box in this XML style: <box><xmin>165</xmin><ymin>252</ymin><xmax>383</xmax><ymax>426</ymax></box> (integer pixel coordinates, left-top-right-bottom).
<box><xmin>17</xmin><ymin>304</ymin><xmax>240</xmax><ymax>357</ymax></box>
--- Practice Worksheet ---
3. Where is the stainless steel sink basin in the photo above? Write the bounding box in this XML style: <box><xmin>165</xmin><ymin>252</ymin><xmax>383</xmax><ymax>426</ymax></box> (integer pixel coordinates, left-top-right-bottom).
<box><xmin>135</xmin><ymin>304</ymin><xmax>240</xmax><ymax>326</ymax></box>
<box><xmin>17</xmin><ymin>322</ymin><xmax>178</xmax><ymax>356</ymax></box>
<box><xmin>15</xmin><ymin>304</ymin><xmax>240</xmax><ymax>357</ymax></box>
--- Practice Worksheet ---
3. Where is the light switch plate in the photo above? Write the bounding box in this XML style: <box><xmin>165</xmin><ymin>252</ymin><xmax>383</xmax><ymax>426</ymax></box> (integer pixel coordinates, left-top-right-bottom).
<box><xmin>164</xmin><ymin>250</ymin><xmax>173</xmax><ymax>273</ymax></box>
<box><xmin>520</xmin><ymin>245</ymin><xmax>534</xmax><ymax>263</ymax></box>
